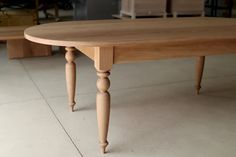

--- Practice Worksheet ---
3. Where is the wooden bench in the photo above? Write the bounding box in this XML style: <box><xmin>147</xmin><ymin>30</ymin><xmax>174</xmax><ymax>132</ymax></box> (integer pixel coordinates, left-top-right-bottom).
<box><xmin>0</xmin><ymin>26</ymin><xmax>51</xmax><ymax>59</ymax></box>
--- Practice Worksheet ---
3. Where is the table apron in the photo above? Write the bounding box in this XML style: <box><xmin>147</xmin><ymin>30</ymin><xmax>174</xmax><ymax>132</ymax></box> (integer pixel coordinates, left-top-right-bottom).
<box><xmin>113</xmin><ymin>39</ymin><xmax>236</xmax><ymax>63</ymax></box>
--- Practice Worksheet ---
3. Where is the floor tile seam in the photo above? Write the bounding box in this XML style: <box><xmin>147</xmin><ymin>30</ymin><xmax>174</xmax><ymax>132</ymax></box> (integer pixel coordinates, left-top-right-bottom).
<box><xmin>0</xmin><ymin>56</ymin><xmax>44</xmax><ymax>106</ymax></box>
<box><xmin>19</xmin><ymin>60</ymin><xmax>84</xmax><ymax>157</ymax></box>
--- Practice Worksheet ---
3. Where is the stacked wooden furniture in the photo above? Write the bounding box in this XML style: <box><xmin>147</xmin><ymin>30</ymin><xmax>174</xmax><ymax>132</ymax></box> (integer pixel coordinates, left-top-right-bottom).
<box><xmin>120</xmin><ymin>0</ymin><xmax>167</xmax><ymax>19</ymax></box>
<box><xmin>0</xmin><ymin>26</ymin><xmax>51</xmax><ymax>59</ymax></box>
<box><xmin>0</xmin><ymin>9</ymin><xmax>37</xmax><ymax>26</ymax></box>
<box><xmin>170</xmin><ymin>0</ymin><xmax>205</xmax><ymax>17</ymax></box>
<box><xmin>205</xmin><ymin>0</ymin><xmax>235</xmax><ymax>17</ymax></box>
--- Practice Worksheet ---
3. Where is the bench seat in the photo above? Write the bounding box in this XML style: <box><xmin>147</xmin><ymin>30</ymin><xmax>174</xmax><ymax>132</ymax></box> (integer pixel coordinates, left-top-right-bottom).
<box><xmin>0</xmin><ymin>26</ymin><xmax>51</xmax><ymax>59</ymax></box>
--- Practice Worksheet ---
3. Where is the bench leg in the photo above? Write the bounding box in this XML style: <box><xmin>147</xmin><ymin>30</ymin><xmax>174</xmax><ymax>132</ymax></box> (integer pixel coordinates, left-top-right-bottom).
<box><xmin>65</xmin><ymin>47</ymin><xmax>76</xmax><ymax>112</ymax></box>
<box><xmin>7</xmin><ymin>39</ymin><xmax>51</xmax><ymax>59</ymax></box>
<box><xmin>196</xmin><ymin>56</ymin><xmax>205</xmax><ymax>95</ymax></box>
<box><xmin>29</xmin><ymin>41</ymin><xmax>51</xmax><ymax>57</ymax></box>
<box><xmin>96</xmin><ymin>70</ymin><xmax>110</xmax><ymax>154</ymax></box>
<box><xmin>7</xmin><ymin>39</ymin><xmax>26</xmax><ymax>59</ymax></box>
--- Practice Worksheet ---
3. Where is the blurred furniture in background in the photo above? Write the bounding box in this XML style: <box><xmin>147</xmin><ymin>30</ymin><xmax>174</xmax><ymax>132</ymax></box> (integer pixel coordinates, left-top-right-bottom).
<box><xmin>37</xmin><ymin>0</ymin><xmax>59</xmax><ymax>21</ymax></box>
<box><xmin>0</xmin><ymin>0</ymin><xmax>72</xmax><ymax>23</ymax></box>
<box><xmin>118</xmin><ymin>0</ymin><xmax>205</xmax><ymax>19</ymax></box>
<box><xmin>120</xmin><ymin>0</ymin><xmax>167</xmax><ymax>19</ymax></box>
<box><xmin>205</xmin><ymin>0</ymin><xmax>234</xmax><ymax>17</ymax></box>
<box><xmin>169</xmin><ymin>0</ymin><xmax>205</xmax><ymax>17</ymax></box>
<box><xmin>0</xmin><ymin>0</ymin><xmax>38</xmax><ymax>25</ymax></box>
<box><xmin>0</xmin><ymin>8</ymin><xmax>37</xmax><ymax>26</ymax></box>
<box><xmin>73</xmin><ymin>0</ymin><xmax>119</xmax><ymax>20</ymax></box>
<box><xmin>117</xmin><ymin>0</ymin><xmax>235</xmax><ymax>19</ymax></box>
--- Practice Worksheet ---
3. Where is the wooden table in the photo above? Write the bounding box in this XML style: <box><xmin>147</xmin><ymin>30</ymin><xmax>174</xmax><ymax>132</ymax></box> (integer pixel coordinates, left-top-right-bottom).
<box><xmin>24</xmin><ymin>17</ymin><xmax>236</xmax><ymax>153</ymax></box>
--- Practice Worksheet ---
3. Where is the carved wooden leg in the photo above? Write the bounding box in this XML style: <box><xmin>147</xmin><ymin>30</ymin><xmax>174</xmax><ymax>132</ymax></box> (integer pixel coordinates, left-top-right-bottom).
<box><xmin>65</xmin><ymin>47</ymin><xmax>76</xmax><ymax>112</ymax></box>
<box><xmin>196</xmin><ymin>56</ymin><xmax>205</xmax><ymax>95</ymax></box>
<box><xmin>96</xmin><ymin>70</ymin><xmax>110</xmax><ymax>153</ymax></box>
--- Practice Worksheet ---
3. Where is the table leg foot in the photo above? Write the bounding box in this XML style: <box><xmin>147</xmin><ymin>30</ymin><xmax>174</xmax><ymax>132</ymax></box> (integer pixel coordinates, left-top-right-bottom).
<box><xmin>100</xmin><ymin>141</ymin><xmax>108</xmax><ymax>154</ymax></box>
<box><xmin>69</xmin><ymin>105</ymin><xmax>76</xmax><ymax>112</ymax></box>
<box><xmin>65</xmin><ymin>47</ymin><xmax>76</xmax><ymax>112</ymax></box>
<box><xmin>96</xmin><ymin>70</ymin><xmax>110</xmax><ymax>154</ymax></box>
<box><xmin>195</xmin><ymin>86</ymin><xmax>201</xmax><ymax>95</ymax></box>
<box><xmin>196</xmin><ymin>56</ymin><xmax>205</xmax><ymax>95</ymax></box>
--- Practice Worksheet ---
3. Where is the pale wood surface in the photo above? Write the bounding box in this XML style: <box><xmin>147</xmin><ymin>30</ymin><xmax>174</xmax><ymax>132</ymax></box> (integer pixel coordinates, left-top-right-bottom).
<box><xmin>29</xmin><ymin>41</ymin><xmax>51</xmax><ymax>57</ymax></box>
<box><xmin>196</xmin><ymin>56</ymin><xmax>205</xmax><ymax>94</ymax></box>
<box><xmin>0</xmin><ymin>26</ymin><xmax>51</xmax><ymax>59</ymax></box>
<box><xmin>7</xmin><ymin>39</ymin><xmax>51</xmax><ymax>59</ymax></box>
<box><xmin>94</xmin><ymin>47</ymin><xmax>113</xmax><ymax>152</ymax></box>
<box><xmin>75</xmin><ymin>46</ymin><xmax>95</xmax><ymax>60</ymax></box>
<box><xmin>65</xmin><ymin>47</ymin><xmax>76</xmax><ymax>112</ymax></box>
<box><xmin>24</xmin><ymin>17</ymin><xmax>236</xmax><ymax>47</ymax></box>
<box><xmin>0</xmin><ymin>26</ymin><xmax>29</xmax><ymax>40</ymax></box>
<box><xmin>113</xmin><ymin>39</ymin><xmax>236</xmax><ymax>63</ymax></box>
<box><xmin>94</xmin><ymin>47</ymin><xmax>114</xmax><ymax>71</ymax></box>
<box><xmin>96</xmin><ymin>71</ymin><xmax>111</xmax><ymax>153</ymax></box>
<box><xmin>7</xmin><ymin>40</ymin><xmax>26</xmax><ymax>59</ymax></box>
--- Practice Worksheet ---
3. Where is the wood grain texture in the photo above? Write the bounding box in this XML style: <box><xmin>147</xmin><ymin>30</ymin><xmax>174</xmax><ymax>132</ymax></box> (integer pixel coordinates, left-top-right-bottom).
<box><xmin>113</xmin><ymin>39</ymin><xmax>236</xmax><ymax>63</ymax></box>
<box><xmin>96</xmin><ymin>71</ymin><xmax>111</xmax><ymax>153</ymax></box>
<box><xmin>0</xmin><ymin>26</ymin><xmax>29</xmax><ymax>40</ymax></box>
<box><xmin>29</xmin><ymin>41</ymin><xmax>52</xmax><ymax>57</ymax></box>
<box><xmin>94</xmin><ymin>47</ymin><xmax>114</xmax><ymax>71</ymax></box>
<box><xmin>7</xmin><ymin>39</ymin><xmax>51</xmax><ymax>59</ymax></box>
<box><xmin>7</xmin><ymin>39</ymin><xmax>27</xmax><ymax>58</ymax></box>
<box><xmin>75</xmin><ymin>45</ymin><xmax>95</xmax><ymax>60</ymax></box>
<box><xmin>94</xmin><ymin>47</ymin><xmax>113</xmax><ymax>153</ymax></box>
<box><xmin>0</xmin><ymin>26</ymin><xmax>51</xmax><ymax>59</ymax></box>
<box><xmin>24</xmin><ymin>17</ymin><xmax>236</xmax><ymax>47</ymax></box>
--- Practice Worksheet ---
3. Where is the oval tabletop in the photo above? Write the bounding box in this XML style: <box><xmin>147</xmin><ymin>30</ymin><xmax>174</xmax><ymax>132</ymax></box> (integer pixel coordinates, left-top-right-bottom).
<box><xmin>24</xmin><ymin>17</ymin><xmax>236</xmax><ymax>47</ymax></box>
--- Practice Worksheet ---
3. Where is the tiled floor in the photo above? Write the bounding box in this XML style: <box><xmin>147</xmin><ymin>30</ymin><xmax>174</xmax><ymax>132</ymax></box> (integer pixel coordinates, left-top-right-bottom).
<box><xmin>0</xmin><ymin>43</ymin><xmax>236</xmax><ymax>157</ymax></box>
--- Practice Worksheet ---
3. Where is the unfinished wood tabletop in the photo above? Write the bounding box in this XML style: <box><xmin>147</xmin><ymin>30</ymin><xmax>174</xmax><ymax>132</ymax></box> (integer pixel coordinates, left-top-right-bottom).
<box><xmin>24</xmin><ymin>17</ymin><xmax>236</xmax><ymax>47</ymax></box>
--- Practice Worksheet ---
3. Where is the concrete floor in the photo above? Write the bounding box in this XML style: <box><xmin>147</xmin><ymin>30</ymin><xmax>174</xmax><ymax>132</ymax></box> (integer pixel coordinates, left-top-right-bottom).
<box><xmin>0</xmin><ymin>43</ymin><xmax>236</xmax><ymax>157</ymax></box>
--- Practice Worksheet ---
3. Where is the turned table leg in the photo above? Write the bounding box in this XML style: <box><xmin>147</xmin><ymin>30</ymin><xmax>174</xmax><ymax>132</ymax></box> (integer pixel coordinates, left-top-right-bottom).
<box><xmin>96</xmin><ymin>70</ymin><xmax>111</xmax><ymax>153</ymax></box>
<box><xmin>94</xmin><ymin>46</ymin><xmax>113</xmax><ymax>153</ymax></box>
<box><xmin>196</xmin><ymin>56</ymin><xmax>205</xmax><ymax>95</ymax></box>
<box><xmin>65</xmin><ymin>47</ymin><xmax>76</xmax><ymax>112</ymax></box>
